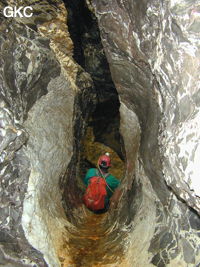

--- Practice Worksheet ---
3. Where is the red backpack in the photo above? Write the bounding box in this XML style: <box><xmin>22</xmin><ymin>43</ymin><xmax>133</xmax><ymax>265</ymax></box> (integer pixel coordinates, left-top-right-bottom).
<box><xmin>83</xmin><ymin>176</ymin><xmax>107</xmax><ymax>211</ymax></box>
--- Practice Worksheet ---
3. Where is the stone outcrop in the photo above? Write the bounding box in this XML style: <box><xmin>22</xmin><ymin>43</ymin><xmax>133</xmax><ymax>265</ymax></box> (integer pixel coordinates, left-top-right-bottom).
<box><xmin>91</xmin><ymin>0</ymin><xmax>200</xmax><ymax>266</ymax></box>
<box><xmin>92</xmin><ymin>0</ymin><xmax>200</xmax><ymax>211</ymax></box>
<box><xmin>0</xmin><ymin>15</ymin><xmax>60</xmax><ymax>266</ymax></box>
<box><xmin>0</xmin><ymin>1</ymin><xmax>95</xmax><ymax>265</ymax></box>
<box><xmin>0</xmin><ymin>0</ymin><xmax>200</xmax><ymax>266</ymax></box>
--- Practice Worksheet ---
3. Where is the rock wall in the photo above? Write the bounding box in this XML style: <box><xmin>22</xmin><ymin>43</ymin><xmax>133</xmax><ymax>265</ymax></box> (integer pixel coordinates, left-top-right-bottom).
<box><xmin>22</xmin><ymin>75</ymin><xmax>75</xmax><ymax>266</ymax></box>
<box><xmin>1</xmin><ymin>0</ymin><xmax>200</xmax><ymax>266</ymax></box>
<box><xmin>0</xmin><ymin>1</ymin><xmax>95</xmax><ymax>266</ymax></box>
<box><xmin>92</xmin><ymin>0</ymin><xmax>200</xmax><ymax>212</ymax></box>
<box><xmin>91</xmin><ymin>0</ymin><xmax>200</xmax><ymax>266</ymax></box>
<box><xmin>0</xmin><ymin>15</ymin><xmax>60</xmax><ymax>266</ymax></box>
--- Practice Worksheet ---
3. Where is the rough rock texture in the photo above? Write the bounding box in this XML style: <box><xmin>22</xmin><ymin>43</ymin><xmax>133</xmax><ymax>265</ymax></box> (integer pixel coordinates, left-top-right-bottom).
<box><xmin>92</xmin><ymin>0</ymin><xmax>200</xmax><ymax>211</ymax></box>
<box><xmin>0</xmin><ymin>16</ymin><xmax>61</xmax><ymax>266</ymax></box>
<box><xmin>22</xmin><ymin>75</ymin><xmax>75</xmax><ymax>266</ymax></box>
<box><xmin>22</xmin><ymin>74</ymin><xmax>94</xmax><ymax>266</ymax></box>
<box><xmin>64</xmin><ymin>0</ymin><xmax>124</xmax><ymax>160</ymax></box>
<box><xmin>64</xmin><ymin>0</ymin><xmax>118</xmax><ymax>102</ymax></box>
<box><xmin>0</xmin><ymin>1</ymin><xmax>95</xmax><ymax>266</ymax></box>
<box><xmin>92</xmin><ymin>0</ymin><xmax>200</xmax><ymax>266</ymax></box>
<box><xmin>1</xmin><ymin>0</ymin><xmax>200</xmax><ymax>266</ymax></box>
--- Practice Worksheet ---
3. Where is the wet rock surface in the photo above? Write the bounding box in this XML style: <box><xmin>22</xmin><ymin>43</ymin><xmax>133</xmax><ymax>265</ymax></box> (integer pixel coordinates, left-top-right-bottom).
<box><xmin>92</xmin><ymin>0</ymin><xmax>200</xmax><ymax>266</ymax></box>
<box><xmin>0</xmin><ymin>13</ymin><xmax>61</xmax><ymax>266</ymax></box>
<box><xmin>0</xmin><ymin>0</ymin><xmax>200</xmax><ymax>266</ymax></box>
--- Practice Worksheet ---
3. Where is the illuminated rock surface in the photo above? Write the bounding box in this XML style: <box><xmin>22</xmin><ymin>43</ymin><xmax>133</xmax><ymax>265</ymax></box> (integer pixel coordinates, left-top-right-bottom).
<box><xmin>0</xmin><ymin>0</ymin><xmax>200</xmax><ymax>266</ymax></box>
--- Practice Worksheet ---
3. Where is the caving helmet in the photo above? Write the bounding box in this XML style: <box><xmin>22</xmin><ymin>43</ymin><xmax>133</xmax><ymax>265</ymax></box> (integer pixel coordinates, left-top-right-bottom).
<box><xmin>98</xmin><ymin>153</ymin><xmax>111</xmax><ymax>169</ymax></box>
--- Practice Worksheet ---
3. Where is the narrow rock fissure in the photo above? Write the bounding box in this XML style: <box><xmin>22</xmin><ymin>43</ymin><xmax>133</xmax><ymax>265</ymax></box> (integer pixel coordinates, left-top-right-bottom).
<box><xmin>1</xmin><ymin>1</ymin><xmax>200</xmax><ymax>266</ymax></box>
<box><xmin>60</xmin><ymin>102</ymin><xmax>127</xmax><ymax>267</ymax></box>
<box><xmin>57</xmin><ymin>2</ymin><xmax>129</xmax><ymax>266</ymax></box>
<box><xmin>61</xmin><ymin>0</ymin><xmax>126</xmax><ymax>211</ymax></box>
<box><xmin>58</xmin><ymin>2</ymin><xmax>200</xmax><ymax>266</ymax></box>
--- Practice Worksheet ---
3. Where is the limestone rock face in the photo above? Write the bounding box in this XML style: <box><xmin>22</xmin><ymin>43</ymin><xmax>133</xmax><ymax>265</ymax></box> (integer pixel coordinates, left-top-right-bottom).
<box><xmin>92</xmin><ymin>0</ymin><xmax>200</xmax><ymax>266</ymax></box>
<box><xmin>92</xmin><ymin>0</ymin><xmax>200</xmax><ymax>212</ymax></box>
<box><xmin>0</xmin><ymin>2</ymin><xmax>96</xmax><ymax>266</ymax></box>
<box><xmin>0</xmin><ymin>17</ymin><xmax>60</xmax><ymax>267</ymax></box>
<box><xmin>22</xmin><ymin>75</ymin><xmax>76</xmax><ymax>266</ymax></box>
<box><xmin>1</xmin><ymin>0</ymin><xmax>200</xmax><ymax>266</ymax></box>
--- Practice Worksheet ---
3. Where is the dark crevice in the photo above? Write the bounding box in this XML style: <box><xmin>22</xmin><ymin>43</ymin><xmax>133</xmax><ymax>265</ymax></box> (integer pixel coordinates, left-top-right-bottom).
<box><xmin>1</xmin><ymin>1</ymin><xmax>200</xmax><ymax>266</ymax></box>
<box><xmin>90</xmin><ymin>99</ymin><xmax>124</xmax><ymax>161</ymax></box>
<box><xmin>63</xmin><ymin>0</ymin><xmax>119</xmax><ymax>103</ymax></box>
<box><xmin>63</xmin><ymin>0</ymin><xmax>94</xmax><ymax>67</ymax></box>
<box><xmin>61</xmin><ymin>0</ymin><xmax>126</xmax><ymax>224</ymax></box>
